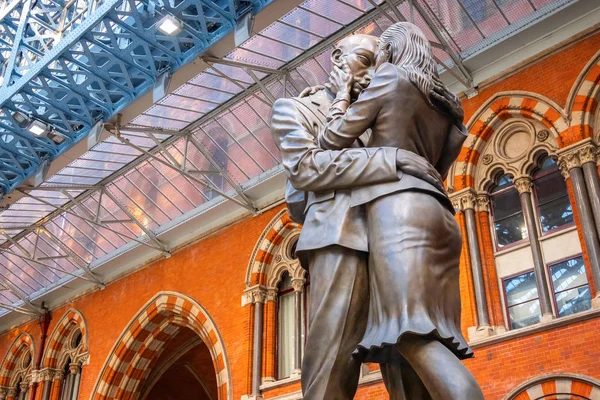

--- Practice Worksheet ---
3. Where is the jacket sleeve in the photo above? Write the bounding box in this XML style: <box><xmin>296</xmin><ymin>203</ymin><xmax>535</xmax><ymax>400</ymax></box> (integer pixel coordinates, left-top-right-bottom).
<box><xmin>270</xmin><ymin>97</ymin><xmax>399</xmax><ymax>193</ymax></box>
<box><xmin>320</xmin><ymin>63</ymin><xmax>397</xmax><ymax>151</ymax></box>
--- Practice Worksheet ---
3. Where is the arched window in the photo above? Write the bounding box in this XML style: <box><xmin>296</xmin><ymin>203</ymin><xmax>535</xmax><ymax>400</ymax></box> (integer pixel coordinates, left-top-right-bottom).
<box><xmin>490</xmin><ymin>174</ymin><xmax>527</xmax><ymax>249</ymax></box>
<box><xmin>532</xmin><ymin>155</ymin><xmax>574</xmax><ymax>233</ymax></box>
<box><xmin>60</xmin><ymin>329</ymin><xmax>83</xmax><ymax>400</ymax></box>
<box><xmin>12</xmin><ymin>349</ymin><xmax>32</xmax><ymax>400</ymax></box>
<box><xmin>503</xmin><ymin>270</ymin><xmax>541</xmax><ymax>329</ymax></box>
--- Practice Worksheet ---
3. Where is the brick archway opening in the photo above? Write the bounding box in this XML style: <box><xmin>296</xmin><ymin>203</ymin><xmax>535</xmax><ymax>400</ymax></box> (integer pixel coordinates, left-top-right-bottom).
<box><xmin>92</xmin><ymin>292</ymin><xmax>231</xmax><ymax>400</ymax></box>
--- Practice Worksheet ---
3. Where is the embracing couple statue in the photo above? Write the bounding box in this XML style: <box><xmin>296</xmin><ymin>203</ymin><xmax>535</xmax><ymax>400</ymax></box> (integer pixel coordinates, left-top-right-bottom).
<box><xmin>270</xmin><ymin>22</ymin><xmax>484</xmax><ymax>400</ymax></box>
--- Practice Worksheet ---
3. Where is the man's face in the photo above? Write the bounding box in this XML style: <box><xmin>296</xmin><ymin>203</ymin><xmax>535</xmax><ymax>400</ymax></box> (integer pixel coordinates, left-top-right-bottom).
<box><xmin>332</xmin><ymin>34</ymin><xmax>378</xmax><ymax>99</ymax></box>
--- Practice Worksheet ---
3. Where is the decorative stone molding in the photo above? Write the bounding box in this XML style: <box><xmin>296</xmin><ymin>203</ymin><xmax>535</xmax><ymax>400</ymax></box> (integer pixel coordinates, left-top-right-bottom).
<box><xmin>291</xmin><ymin>278</ymin><xmax>306</xmax><ymax>293</ymax></box>
<box><xmin>242</xmin><ymin>285</ymin><xmax>268</xmax><ymax>306</ymax></box>
<box><xmin>481</xmin><ymin>154</ymin><xmax>493</xmax><ymax>165</ymax></box>
<box><xmin>514</xmin><ymin>176</ymin><xmax>533</xmax><ymax>194</ymax></box>
<box><xmin>19</xmin><ymin>382</ymin><xmax>28</xmax><ymax>391</ymax></box>
<box><xmin>536</xmin><ymin>129</ymin><xmax>550</xmax><ymax>142</ymax></box>
<box><xmin>475</xmin><ymin>194</ymin><xmax>490</xmax><ymax>213</ymax></box>
<box><xmin>6</xmin><ymin>388</ymin><xmax>16</xmax><ymax>398</ymax></box>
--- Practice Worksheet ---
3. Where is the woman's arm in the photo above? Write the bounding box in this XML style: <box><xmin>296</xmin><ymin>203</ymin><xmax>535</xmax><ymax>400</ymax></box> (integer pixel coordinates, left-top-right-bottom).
<box><xmin>320</xmin><ymin>63</ymin><xmax>397</xmax><ymax>151</ymax></box>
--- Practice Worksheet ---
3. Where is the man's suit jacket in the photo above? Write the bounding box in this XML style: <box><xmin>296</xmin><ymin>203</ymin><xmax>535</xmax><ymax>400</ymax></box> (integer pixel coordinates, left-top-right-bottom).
<box><xmin>270</xmin><ymin>89</ymin><xmax>401</xmax><ymax>254</ymax></box>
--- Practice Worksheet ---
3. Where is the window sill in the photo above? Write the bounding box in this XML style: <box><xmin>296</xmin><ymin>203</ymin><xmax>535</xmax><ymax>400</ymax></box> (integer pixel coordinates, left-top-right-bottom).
<box><xmin>469</xmin><ymin>307</ymin><xmax>600</xmax><ymax>349</ymax></box>
<box><xmin>538</xmin><ymin>224</ymin><xmax>577</xmax><ymax>241</ymax></box>
<box><xmin>494</xmin><ymin>240</ymin><xmax>531</xmax><ymax>256</ymax></box>
<box><xmin>260</xmin><ymin>372</ymin><xmax>301</xmax><ymax>391</ymax></box>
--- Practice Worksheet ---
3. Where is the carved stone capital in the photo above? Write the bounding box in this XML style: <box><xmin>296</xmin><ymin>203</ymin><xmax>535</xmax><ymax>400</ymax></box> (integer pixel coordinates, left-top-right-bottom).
<box><xmin>579</xmin><ymin>144</ymin><xmax>598</xmax><ymax>164</ymax></box>
<box><xmin>52</xmin><ymin>370</ymin><xmax>65</xmax><ymax>381</ymax></box>
<box><xmin>265</xmin><ymin>288</ymin><xmax>278</xmax><ymax>303</ymax></box>
<box><xmin>291</xmin><ymin>278</ymin><xmax>306</xmax><ymax>292</ymax></box>
<box><xmin>19</xmin><ymin>382</ymin><xmax>28</xmax><ymax>391</ymax></box>
<box><xmin>557</xmin><ymin>139</ymin><xmax>599</xmax><ymax>178</ymax></box>
<box><xmin>475</xmin><ymin>194</ymin><xmax>490</xmax><ymax>213</ymax></box>
<box><xmin>242</xmin><ymin>285</ymin><xmax>267</xmax><ymax>306</ymax></box>
<box><xmin>514</xmin><ymin>176</ymin><xmax>532</xmax><ymax>194</ymax></box>
<box><xmin>6</xmin><ymin>388</ymin><xmax>16</xmax><ymax>397</ymax></box>
<box><xmin>448</xmin><ymin>188</ymin><xmax>477</xmax><ymax>211</ymax></box>
<box><xmin>38</xmin><ymin>369</ymin><xmax>54</xmax><ymax>382</ymax></box>
<box><xmin>69</xmin><ymin>364</ymin><xmax>81</xmax><ymax>375</ymax></box>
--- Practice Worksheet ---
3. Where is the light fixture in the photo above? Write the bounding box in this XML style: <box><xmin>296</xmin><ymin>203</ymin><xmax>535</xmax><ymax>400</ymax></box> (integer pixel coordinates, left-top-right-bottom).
<box><xmin>153</xmin><ymin>71</ymin><xmax>171</xmax><ymax>102</ymax></box>
<box><xmin>87</xmin><ymin>120</ymin><xmax>104</xmax><ymax>149</ymax></box>
<box><xmin>234</xmin><ymin>12</ymin><xmax>254</xmax><ymax>46</ymax></box>
<box><xmin>157</xmin><ymin>15</ymin><xmax>183</xmax><ymax>35</ymax></box>
<box><xmin>27</xmin><ymin>119</ymin><xmax>50</xmax><ymax>136</ymax></box>
<box><xmin>12</xmin><ymin>111</ymin><xmax>30</xmax><ymax>128</ymax></box>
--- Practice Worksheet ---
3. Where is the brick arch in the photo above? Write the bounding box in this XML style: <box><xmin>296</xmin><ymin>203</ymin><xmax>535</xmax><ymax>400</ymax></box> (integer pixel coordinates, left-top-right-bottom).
<box><xmin>42</xmin><ymin>309</ymin><xmax>88</xmax><ymax>369</ymax></box>
<box><xmin>566</xmin><ymin>49</ymin><xmax>600</xmax><ymax>140</ymax></box>
<box><xmin>91</xmin><ymin>292</ymin><xmax>231</xmax><ymax>400</ymax></box>
<box><xmin>0</xmin><ymin>333</ymin><xmax>35</xmax><ymax>387</ymax></box>
<box><xmin>505</xmin><ymin>373</ymin><xmax>600</xmax><ymax>400</ymax></box>
<box><xmin>245</xmin><ymin>208</ymin><xmax>301</xmax><ymax>287</ymax></box>
<box><xmin>453</xmin><ymin>92</ymin><xmax>569</xmax><ymax>191</ymax></box>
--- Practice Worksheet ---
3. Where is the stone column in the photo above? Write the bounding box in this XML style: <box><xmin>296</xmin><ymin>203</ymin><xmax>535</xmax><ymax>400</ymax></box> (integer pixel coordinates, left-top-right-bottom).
<box><xmin>452</xmin><ymin>189</ymin><xmax>492</xmax><ymax>339</ymax></box>
<box><xmin>19</xmin><ymin>382</ymin><xmax>28</xmax><ymax>400</ymax></box>
<box><xmin>6</xmin><ymin>388</ymin><xmax>16</xmax><ymax>400</ymax></box>
<box><xmin>262</xmin><ymin>289</ymin><xmax>277</xmax><ymax>383</ymax></box>
<box><xmin>291</xmin><ymin>278</ymin><xmax>306</xmax><ymax>374</ymax></box>
<box><xmin>514</xmin><ymin>177</ymin><xmax>554</xmax><ymax>321</ymax></box>
<box><xmin>578</xmin><ymin>142</ymin><xmax>600</xmax><ymax>238</ymax></box>
<box><xmin>243</xmin><ymin>285</ymin><xmax>267</xmax><ymax>400</ymax></box>
<box><xmin>475</xmin><ymin>194</ymin><xmax>507</xmax><ymax>334</ymax></box>
<box><xmin>559</xmin><ymin>144</ymin><xmax>600</xmax><ymax>308</ymax></box>
<box><xmin>68</xmin><ymin>365</ymin><xmax>80</xmax><ymax>400</ymax></box>
<box><xmin>48</xmin><ymin>371</ymin><xmax>63</xmax><ymax>400</ymax></box>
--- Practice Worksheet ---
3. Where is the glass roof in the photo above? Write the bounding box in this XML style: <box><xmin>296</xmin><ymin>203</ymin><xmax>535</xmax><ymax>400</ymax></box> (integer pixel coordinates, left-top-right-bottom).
<box><xmin>0</xmin><ymin>0</ymin><xmax>578</xmax><ymax>315</ymax></box>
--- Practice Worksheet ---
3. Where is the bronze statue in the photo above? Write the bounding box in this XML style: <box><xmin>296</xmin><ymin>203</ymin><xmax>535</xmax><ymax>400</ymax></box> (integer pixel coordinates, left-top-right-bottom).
<box><xmin>270</xmin><ymin>24</ymin><xmax>481</xmax><ymax>400</ymax></box>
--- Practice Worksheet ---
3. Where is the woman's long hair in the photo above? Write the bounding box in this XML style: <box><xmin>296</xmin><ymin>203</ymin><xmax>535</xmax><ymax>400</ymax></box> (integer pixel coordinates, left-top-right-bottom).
<box><xmin>378</xmin><ymin>22</ymin><xmax>437</xmax><ymax>104</ymax></box>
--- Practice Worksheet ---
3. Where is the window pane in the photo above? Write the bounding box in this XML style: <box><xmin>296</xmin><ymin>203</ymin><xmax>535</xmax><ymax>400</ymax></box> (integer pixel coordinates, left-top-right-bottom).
<box><xmin>505</xmin><ymin>271</ymin><xmax>538</xmax><ymax>306</ymax></box>
<box><xmin>555</xmin><ymin>286</ymin><xmax>591</xmax><ymax>317</ymax></box>
<box><xmin>550</xmin><ymin>257</ymin><xmax>588</xmax><ymax>292</ymax></box>
<box><xmin>492</xmin><ymin>188</ymin><xmax>522</xmax><ymax>220</ymax></box>
<box><xmin>278</xmin><ymin>292</ymin><xmax>295</xmax><ymax>379</ymax></box>
<box><xmin>534</xmin><ymin>170</ymin><xmax>573</xmax><ymax>232</ymax></box>
<box><xmin>550</xmin><ymin>256</ymin><xmax>591</xmax><ymax>316</ymax></box>
<box><xmin>494</xmin><ymin>213</ymin><xmax>527</xmax><ymax>247</ymax></box>
<box><xmin>508</xmin><ymin>299</ymin><xmax>542</xmax><ymax>329</ymax></box>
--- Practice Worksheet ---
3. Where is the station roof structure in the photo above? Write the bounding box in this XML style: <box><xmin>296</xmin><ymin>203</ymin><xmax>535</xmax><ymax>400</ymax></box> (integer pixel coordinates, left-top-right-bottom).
<box><xmin>0</xmin><ymin>0</ymin><xmax>597</xmax><ymax>325</ymax></box>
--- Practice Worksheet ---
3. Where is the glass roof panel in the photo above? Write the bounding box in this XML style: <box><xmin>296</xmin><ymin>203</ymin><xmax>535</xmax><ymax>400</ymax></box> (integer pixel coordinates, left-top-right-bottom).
<box><xmin>0</xmin><ymin>0</ymin><xmax>577</xmax><ymax>318</ymax></box>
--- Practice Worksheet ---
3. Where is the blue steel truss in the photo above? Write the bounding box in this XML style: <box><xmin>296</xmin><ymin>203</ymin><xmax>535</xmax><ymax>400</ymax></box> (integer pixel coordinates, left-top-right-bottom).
<box><xmin>0</xmin><ymin>0</ymin><xmax>272</xmax><ymax>195</ymax></box>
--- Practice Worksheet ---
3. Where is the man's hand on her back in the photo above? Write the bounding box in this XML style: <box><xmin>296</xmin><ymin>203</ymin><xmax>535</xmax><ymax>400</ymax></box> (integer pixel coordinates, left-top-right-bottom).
<box><xmin>396</xmin><ymin>149</ymin><xmax>445</xmax><ymax>193</ymax></box>
<box><xmin>430</xmin><ymin>75</ymin><xmax>464</xmax><ymax>126</ymax></box>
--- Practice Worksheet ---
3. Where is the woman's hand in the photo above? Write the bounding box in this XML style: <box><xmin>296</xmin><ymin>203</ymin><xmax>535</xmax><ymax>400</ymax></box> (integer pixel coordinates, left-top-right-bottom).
<box><xmin>430</xmin><ymin>75</ymin><xmax>464</xmax><ymax>125</ymax></box>
<box><xmin>328</xmin><ymin>62</ymin><xmax>353</xmax><ymax>96</ymax></box>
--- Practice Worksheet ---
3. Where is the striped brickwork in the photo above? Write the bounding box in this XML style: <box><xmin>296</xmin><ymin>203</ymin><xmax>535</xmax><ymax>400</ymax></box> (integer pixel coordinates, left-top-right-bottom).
<box><xmin>92</xmin><ymin>292</ymin><xmax>231</xmax><ymax>400</ymax></box>
<box><xmin>507</xmin><ymin>375</ymin><xmax>600</xmax><ymax>400</ymax></box>
<box><xmin>0</xmin><ymin>333</ymin><xmax>34</xmax><ymax>387</ymax></box>
<box><xmin>42</xmin><ymin>310</ymin><xmax>87</xmax><ymax>369</ymax></box>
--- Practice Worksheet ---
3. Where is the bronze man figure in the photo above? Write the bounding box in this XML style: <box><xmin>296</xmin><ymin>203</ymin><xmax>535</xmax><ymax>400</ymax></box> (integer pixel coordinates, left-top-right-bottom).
<box><xmin>320</xmin><ymin>23</ymin><xmax>484</xmax><ymax>400</ymax></box>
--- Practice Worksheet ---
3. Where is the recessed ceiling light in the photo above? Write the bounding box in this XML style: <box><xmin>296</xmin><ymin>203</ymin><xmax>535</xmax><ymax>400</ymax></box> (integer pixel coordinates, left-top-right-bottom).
<box><xmin>28</xmin><ymin>120</ymin><xmax>49</xmax><ymax>136</ymax></box>
<box><xmin>158</xmin><ymin>15</ymin><xmax>183</xmax><ymax>35</ymax></box>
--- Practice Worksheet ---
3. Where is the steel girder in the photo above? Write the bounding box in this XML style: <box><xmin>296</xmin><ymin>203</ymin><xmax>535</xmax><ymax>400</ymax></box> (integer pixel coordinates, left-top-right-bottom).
<box><xmin>0</xmin><ymin>0</ymin><xmax>272</xmax><ymax>195</ymax></box>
